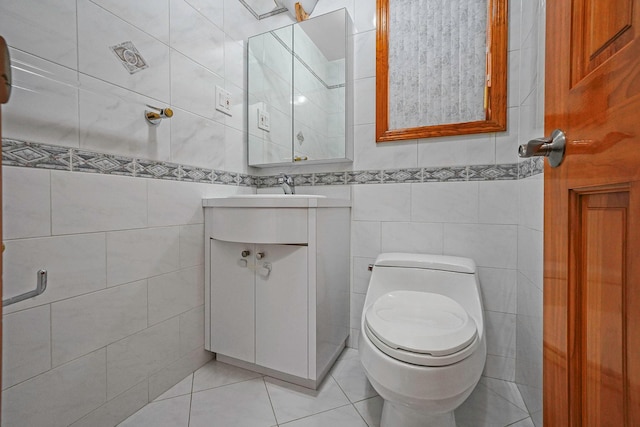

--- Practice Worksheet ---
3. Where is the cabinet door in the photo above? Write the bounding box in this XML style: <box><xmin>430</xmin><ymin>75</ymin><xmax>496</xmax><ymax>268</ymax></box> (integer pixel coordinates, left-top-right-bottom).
<box><xmin>255</xmin><ymin>244</ymin><xmax>308</xmax><ymax>378</ymax></box>
<box><xmin>210</xmin><ymin>240</ymin><xmax>255</xmax><ymax>363</ymax></box>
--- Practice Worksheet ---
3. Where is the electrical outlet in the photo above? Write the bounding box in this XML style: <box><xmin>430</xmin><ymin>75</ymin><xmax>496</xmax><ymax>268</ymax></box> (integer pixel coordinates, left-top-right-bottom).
<box><xmin>257</xmin><ymin>107</ymin><xmax>270</xmax><ymax>131</ymax></box>
<box><xmin>215</xmin><ymin>86</ymin><xmax>232</xmax><ymax>116</ymax></box>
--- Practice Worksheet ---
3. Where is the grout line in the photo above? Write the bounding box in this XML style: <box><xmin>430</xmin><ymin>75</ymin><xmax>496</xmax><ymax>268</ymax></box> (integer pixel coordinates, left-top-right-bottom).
<box><xmin>262</xmin><ymin>376</ymin><xmax>280</xmax><ymax>426</ymax></box>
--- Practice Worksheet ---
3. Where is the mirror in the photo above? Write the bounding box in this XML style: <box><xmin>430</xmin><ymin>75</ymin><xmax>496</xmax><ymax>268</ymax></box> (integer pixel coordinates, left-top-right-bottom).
<box><xmin>248</xmin><ymin>9</ymin><xmax>354</xmax><ymax>167</ymax></box>
<box><xmin>376</xmin><ymin>0</ymin><xmax>508</xmax><ymax>142</ymax></box>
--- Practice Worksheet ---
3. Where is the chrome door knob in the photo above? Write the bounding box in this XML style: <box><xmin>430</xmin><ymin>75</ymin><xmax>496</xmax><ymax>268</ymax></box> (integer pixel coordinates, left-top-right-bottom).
<box><xmin>518</xmin><ymin>129</ymin><xmax>566</xmax><ymax>168</ymax></box>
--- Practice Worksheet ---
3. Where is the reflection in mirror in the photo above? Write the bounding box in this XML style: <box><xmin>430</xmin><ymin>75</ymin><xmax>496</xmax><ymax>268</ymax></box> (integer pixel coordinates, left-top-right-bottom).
<box><xmin>248</xmin><ymin>26</ymin><xmax>294</xmax><ymax>165</ymax></box>
<box><xmin>376</xmin><ymin>0</ymin><xmax>507</xmax><ymax>142</ymax></box>
<box><xmin>248</xmin><ymin>9</ymin><xmax>353</xmax><ymax>167</ymax></box>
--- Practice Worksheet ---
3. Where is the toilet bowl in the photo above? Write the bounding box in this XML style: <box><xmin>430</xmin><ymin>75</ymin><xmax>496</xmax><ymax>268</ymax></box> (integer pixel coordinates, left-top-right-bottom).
<box><xmin>358</xmin><ymin>253</ymin><xmax>486</xmax><ymax>427</ymax></box>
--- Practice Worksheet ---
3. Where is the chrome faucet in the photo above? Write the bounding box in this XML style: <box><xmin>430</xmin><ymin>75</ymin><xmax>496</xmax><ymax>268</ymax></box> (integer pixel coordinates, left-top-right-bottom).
<box><xmin>278</xmin><ymin>173</ymin><xmax>295</xmax><ymax>194</ymax></box>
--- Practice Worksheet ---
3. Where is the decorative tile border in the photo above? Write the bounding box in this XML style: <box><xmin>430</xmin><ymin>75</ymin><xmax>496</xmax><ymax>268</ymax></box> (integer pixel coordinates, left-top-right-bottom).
<box><xmin>1</xmin><ymin>139</ymin><xmax>252</xmax><ymax>187</ymax></box>
<box><xmin>2</xmin><ymin>138</ymin><xmax>543</xmax><ymax>189</ymax></box>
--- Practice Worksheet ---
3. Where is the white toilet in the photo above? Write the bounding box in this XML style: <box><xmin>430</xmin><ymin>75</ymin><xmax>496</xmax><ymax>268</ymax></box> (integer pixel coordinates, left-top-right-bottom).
<box><xmin>359</xmin><ymin>253</ymin><xmax>486</xmax><ymax>427</ymax></box>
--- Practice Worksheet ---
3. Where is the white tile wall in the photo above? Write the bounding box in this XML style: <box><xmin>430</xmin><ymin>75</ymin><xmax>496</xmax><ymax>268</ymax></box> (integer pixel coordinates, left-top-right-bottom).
<box><xmin>411</xmin><ymin>181</ymin><xmax>479</xmax><ymax>223</ymax></box>
<box><xmin>148</xmin><ymin>266</ymin><xmax>204</xmax><ymax>325</ymax></box>
<box><xmin>3</xmin><ymin>49</ymin><xmax>80</xmax><ymax>147</ymax></box>
<box><xmin>51</xmin><ymin>171</ymin><xmax>148</xmax><ymax>234</ymax></box>
<box><xmin>78</xmin><ymin>74</ymin><xmax>172</xmax><ymax>160</ymax></box>
<box><xmin>106</xmin><ymin>227</ymin><xmax>180</xmax><ymax>286</ymax></box>
<box><xmin>3</xmin><ymin>167</ymin><xmax>51</xmax><ymax>240</ymax></box>
<box><xmin>352</xmin><ymin>184</ymin><xmax>411</xmax><ymax>221</ymax></box>
<box><xmin>69</xmin><ymin>380</ymin><xmax>149</xmax><ymax>427</ymax></box>
<box><xmin>77</xmin><ymin>0</ymin><xmax>171</xmax><ymax>102</ymax></box>
<box><xmin>51</xmin><ymin>280</ymin><xmax>148</xmax><ymax>366</ymax></box>
<box><xmin>91</xmin><ymin>0</ymin><xmax>170</xmax><ymax>44</ymax></box>
<box><xmin>170</xmin><ymin>0</ymin><xmax>225</xmax><ymax>76</ymax></box>
<box><xmin>1</xmin><ymin>350</ymin><xmax>106</xmax><ymax>427</ymax></box>
<box><xmin>106</xmin><ymin>318</ymin><xmax>180</xmax><ymax>400</ymax></box>
<box><xmin>0</xmin><ymin>0</ymin><xmax>78</xmax><ymax>68</ymax></box>
<box><xmin>3</xmin><ymin>233</ymin><xmax>107</xmax><ymax>314</ymax></box>
<box><xmin>2</xmin><ymin>306</ymin><xmax>51</xmax><ymax>390</ymax></box>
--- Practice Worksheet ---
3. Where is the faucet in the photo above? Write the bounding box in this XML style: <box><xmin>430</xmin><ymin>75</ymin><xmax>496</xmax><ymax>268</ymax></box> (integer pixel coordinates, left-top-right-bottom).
<box><xmin>278</xmin><ymin>173</ymin><xmax>295</xmax><ymax>194</ymax></box>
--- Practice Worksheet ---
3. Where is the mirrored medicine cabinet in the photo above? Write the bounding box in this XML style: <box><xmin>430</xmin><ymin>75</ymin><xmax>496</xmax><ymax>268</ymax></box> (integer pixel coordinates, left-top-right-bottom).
<box><xmin>247</xmin><ymin>8</ymin><xmax>354</xmax><ymax>167</ymax></box>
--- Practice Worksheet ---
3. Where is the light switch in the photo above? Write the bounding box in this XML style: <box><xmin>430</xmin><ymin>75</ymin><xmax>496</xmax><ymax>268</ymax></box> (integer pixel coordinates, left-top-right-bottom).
<box><xmin>257</xmin><ymin>107</ymin><xmax>271</xmax><ymax>131</ymax></box>
<box><xmin>215</xmin><ymin>85</ymin><xmax>232</xmax><ymax>116</ymax></box>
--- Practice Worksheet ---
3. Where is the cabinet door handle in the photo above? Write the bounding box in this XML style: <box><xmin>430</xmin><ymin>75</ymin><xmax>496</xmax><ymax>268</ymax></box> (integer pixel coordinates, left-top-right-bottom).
<box><xmin>256</xmin><ymin>252</ymin><xmax>265</xmax><ymax>260</ymax></box>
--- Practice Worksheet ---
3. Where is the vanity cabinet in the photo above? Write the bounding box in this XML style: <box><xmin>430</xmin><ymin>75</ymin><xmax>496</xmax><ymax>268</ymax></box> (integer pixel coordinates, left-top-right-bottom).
<box><xmin>203</xmin><ymin>196</ymin><xmax>350</xmax><ymax>389</ymax></box>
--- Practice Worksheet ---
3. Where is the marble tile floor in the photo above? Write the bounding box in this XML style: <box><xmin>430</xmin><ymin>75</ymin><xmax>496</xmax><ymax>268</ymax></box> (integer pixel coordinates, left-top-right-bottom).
<box><xmin>119</xmin><ymin>349</ymin><xmax>534</xmax><ymax>427</ymax></box>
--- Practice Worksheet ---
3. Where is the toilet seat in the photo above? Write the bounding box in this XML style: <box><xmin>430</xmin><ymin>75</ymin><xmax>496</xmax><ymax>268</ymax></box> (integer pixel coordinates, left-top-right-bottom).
<box><xmin>364</xmin><ymin>291</ymin><xmax>479</xmax><ymax>367</ymax></box>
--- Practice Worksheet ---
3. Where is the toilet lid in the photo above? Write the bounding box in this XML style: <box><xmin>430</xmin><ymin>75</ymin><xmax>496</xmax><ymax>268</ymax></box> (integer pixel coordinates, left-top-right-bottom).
<box><xmin>365</xmin><ymin>291</ymin><xmax>477</xmax><ymax>357</ymax></box>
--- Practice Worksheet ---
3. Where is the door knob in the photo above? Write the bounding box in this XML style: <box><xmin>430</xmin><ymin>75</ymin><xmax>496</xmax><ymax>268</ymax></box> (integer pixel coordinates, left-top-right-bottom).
<box><xmin>241</xmin><ymin>250</ymin><xmax>251</xmax><ymax>257</ymax></box>
<box><xmin>518</xmin><ymin>129</ymin><xmax>566</xmax><ymax>168</ymax></box>
<box><xmin>256</xmin><ymin>252</ymin><xmax>265</xmax><ymax>260</ymax></box>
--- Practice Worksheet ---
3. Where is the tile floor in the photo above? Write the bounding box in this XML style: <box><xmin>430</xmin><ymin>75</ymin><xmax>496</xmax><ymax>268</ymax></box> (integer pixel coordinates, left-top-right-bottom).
<box><xmin>118</xmin><ymin>349</ymin><xmax>535</xmax><ymax>427</ymax></box>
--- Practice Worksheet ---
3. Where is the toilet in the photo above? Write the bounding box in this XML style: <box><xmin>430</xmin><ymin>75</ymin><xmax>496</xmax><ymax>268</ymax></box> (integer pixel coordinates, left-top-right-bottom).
<box><xmin>359</xmin><ymin>253</ymin><xmax>486</xmax><ymax>427</ymax></box>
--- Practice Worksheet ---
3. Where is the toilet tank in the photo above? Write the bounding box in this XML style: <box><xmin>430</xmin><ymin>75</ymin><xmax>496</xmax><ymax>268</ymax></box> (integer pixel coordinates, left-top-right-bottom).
<box><xmin>365</xmin><ymin>253</ymin><xmax>484</xmax><ymax>334</ymax></box>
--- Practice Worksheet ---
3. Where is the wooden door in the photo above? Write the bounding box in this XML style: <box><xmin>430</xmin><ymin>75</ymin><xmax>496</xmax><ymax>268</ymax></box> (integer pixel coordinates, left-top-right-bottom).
<box><xmin>0</xmin><ymin>36</ymin><xmax>10</xmax><ymax>417</ymax></box>
<box><xmin>544</xmin><ymin>0</ymin><xmax>640</xmax><ymax>425</ymax></box>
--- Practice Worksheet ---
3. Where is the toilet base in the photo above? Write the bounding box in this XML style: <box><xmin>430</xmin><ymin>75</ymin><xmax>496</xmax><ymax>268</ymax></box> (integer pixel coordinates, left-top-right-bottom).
<box><xmin>380</xmin><ymin>400</ymin><xmax>456</xmax><ymax>427</ymax></box>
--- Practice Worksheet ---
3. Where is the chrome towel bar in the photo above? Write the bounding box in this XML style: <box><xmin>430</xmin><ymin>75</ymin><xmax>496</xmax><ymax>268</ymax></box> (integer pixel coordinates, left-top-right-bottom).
<box><xmin>3</xmin><ymin>270</ymin><xmax>47</xmax><ymax>307</ymax></box>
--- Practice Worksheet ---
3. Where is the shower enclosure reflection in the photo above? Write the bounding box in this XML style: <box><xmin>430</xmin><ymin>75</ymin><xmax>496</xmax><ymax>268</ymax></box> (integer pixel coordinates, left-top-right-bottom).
<box><xmin>247</xmin><ymin>8</ymin><xmax>353</xmax><ymax>167</ymax></box>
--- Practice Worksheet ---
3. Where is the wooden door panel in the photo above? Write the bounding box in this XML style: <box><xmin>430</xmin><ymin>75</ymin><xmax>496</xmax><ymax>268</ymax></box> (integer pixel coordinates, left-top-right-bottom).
<box><xmin>571</xmin><ymin>0</ymin><xmax>637</xmax><ymax>86</ymax></box>
<box><xmin>571</xmin><ymin>190</ymin><xmax>629</xmax><ymax>426</ymax></box>
<box><xmin>545</xmin><ymin>0</ymin><xmax>640</xmax><ymax>425</ymax></box>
